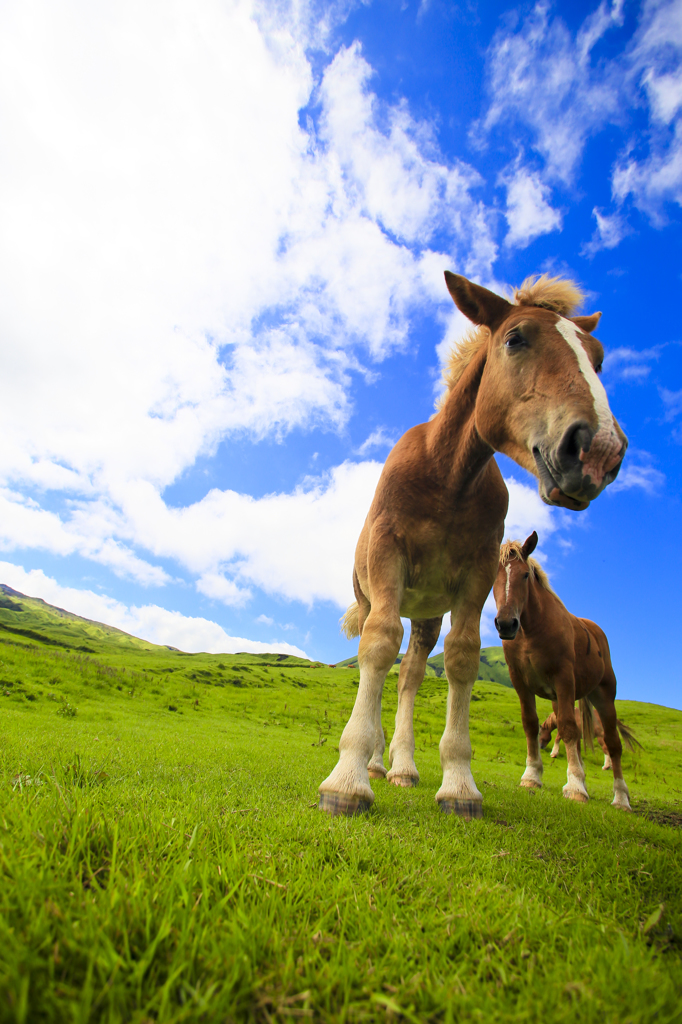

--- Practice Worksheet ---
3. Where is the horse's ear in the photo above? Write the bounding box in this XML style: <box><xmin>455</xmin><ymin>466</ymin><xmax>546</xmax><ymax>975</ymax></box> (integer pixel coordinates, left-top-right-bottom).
<box><xmin>571</xmin><ymin>312</ymin><xmax>601</xmax><ymax>333</ymax></box>
<box><xmin>521</xmin><ymin>531</ymin><xmax>538</xmax><ymax>559</ymax></box>
<box><xmin>444</xmin><ymin>271</ymin><xmax>512</xmax><ymax>329</ymax></box>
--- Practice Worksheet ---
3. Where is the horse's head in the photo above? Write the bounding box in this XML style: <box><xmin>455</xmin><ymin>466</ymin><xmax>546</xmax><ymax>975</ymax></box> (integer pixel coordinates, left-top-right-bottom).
<box><xmin>444</xmin><ymin>272</ymin><xmax>627</xmax><ymax>511</ymax></box>
<box><xmin>492</xmin><ymin>531</ymin><xmax>539</xmax><ymax>640</ymax></box>
<box><xmin>538</xmin><ymin>712</ymin><xmax>557</xmax><ymax>749</ymax></box>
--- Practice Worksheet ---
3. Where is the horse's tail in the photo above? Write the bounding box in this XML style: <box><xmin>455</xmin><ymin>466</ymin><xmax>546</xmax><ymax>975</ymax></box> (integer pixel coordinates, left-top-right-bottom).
<box><xmin>340</xmin><ymin>601</ymin><xmax>360</xmax><ymax>639</ymax></box>
<box><xmin>580</xmin><ymin>698</ymin><xmax>595</xmax><ymax>752</ymax></box>
<box><xmin>616</xmin><ymin>718</ymin><xmax>643</xmax><ymax>752</ymax></box>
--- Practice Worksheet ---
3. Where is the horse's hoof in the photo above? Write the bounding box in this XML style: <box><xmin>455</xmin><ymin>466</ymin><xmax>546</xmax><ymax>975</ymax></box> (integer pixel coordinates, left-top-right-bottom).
<box><xmin>367</xmin><ymin>768</ymin><xmax>387</xmax><ymax>780</ymax></box>
<box><xmin>602</xmin><ymin>765</ymin><xmax>613</xmax><ymax>772</ymax></box>
<box><xmin>387</xmin><ymin>774</ymin><xmax>418</xmax><ymax>788</ymax></box>
<box><xmin>563</xmin><ymin>790</ymin><xmax>588</xmax><ymax>803</ymax></box>
<box><xmin>612</xmin><ymin>802</ymin><xmax>632</xmax><ymax>812</ymax></box>
<box><xmin>318</xmin><ymin>792</ymin><xmax>372</xmax><ymax>816</ymax></box>
<box><xmin>439</xmin><ymin>799</ymin><xmax>483</xmax><ymax>820</ymax></box>
<box><xmin>519</xmin><ymin>780</ymin><xmax>542</xmax><ymax>789</ymax></box>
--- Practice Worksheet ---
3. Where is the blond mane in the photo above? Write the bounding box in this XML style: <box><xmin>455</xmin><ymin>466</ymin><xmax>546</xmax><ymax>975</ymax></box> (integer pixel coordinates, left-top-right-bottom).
<box><xmin>499</xmin><ymin>539</ymin><xmax>561</xmax><ymax>601</ymax></box>
<box><xmin>439</xmin><ymin>274</ymin><xmax>585</xmax><ymax>399</ymax></box>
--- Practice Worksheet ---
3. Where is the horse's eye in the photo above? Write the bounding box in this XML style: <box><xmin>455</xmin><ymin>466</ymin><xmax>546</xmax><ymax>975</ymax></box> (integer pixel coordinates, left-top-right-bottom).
<box><xmin>505</xmin><ymin>331</ymin><xmax>526</xmax><ymax>349</ymax></box>
<box><xmin>523</xmin><ymin>572</ymin><xmax>529</xmax><ymax>579</ymax></box>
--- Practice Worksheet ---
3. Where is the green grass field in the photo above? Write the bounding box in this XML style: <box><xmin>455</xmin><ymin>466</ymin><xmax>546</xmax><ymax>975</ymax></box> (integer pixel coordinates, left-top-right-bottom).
<box><xmin>1</xmin><ymin>591</ymin><xmax>681</xmax><ymax>1022</ymax></box>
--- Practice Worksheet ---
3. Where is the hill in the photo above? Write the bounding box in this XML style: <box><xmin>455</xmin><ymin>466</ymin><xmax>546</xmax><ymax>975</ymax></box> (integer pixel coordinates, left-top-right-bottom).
<box><xmin>0</xmin><ymin>584</ymin><xmax>326</xmax><ymax>669</ymax></box>
<box><xmin>1</xmin><ymin>581</ymin><xmax>681</xmax><ymax>1022</ymax></box>
<box><xmin>335</xmin><ymin>645</ymin><xmax>513</xmax><ymax>687</ymax></box>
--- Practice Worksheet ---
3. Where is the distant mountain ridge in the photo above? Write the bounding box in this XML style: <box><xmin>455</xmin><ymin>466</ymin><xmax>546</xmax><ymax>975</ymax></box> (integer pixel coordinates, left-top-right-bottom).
<box><xmin>334</xmin><ymin>645</ymin><xmax>512</xmax><ymax>688</ymax></box>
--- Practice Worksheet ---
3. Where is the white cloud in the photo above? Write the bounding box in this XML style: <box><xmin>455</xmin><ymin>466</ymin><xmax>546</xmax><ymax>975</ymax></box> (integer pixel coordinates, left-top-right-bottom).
<box><xmin>582</xmin><ymin>207</ymin><xmax>631</xmax><ymax>255</ymax></box>
<box><xmin>502</xmin><ymin>476</ymin><xmax>559</xmax><ymax>544</ymax></box>
<box><xmin>502</xmin><ymin>165</ymin><xmax>562</xmax><ymax>247</ymax></box>
<box><xmin>612</xmin><ymin>0</ymin><xmax>682</xmax><ymax>216</ymax></box>
<box><xmin>603</xmin><ymin>345</ymin><xmax>660</xmax><ymax>382</ymax></box>
<box><xmin>607</xmin><ymin>450</ymin><xmax>665</xmax><ymax>493</ymax></box>
<box><xmin>0</xmin><ymin>561</ymin><xmax>307</xmax><ymax>657</ymax></box>
<box><xmin>478</xmin><ymin>0</ymin><xmax>624</xmax><ymax>185</ymax></box>
<box><xmin>355</xmin><ymin>427</ymin><xmax>397</xmax><ymax>455</ymax></box>
<box><xmin>0</xmin><ymin>0</ymin><xmax>505</xmax><ymax>615</ymax></box>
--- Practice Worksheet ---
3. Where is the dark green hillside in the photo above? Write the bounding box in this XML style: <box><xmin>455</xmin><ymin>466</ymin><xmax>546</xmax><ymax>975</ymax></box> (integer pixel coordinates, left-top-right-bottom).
<box><xmin>0</xmin><ymin>584</ymin><xmax>326</xmax><ymax>670</ymax></box>
<box><xmin>335</xmin><ymin>645</ymin><xmax>513</xmax><ymax>687</ymax></box>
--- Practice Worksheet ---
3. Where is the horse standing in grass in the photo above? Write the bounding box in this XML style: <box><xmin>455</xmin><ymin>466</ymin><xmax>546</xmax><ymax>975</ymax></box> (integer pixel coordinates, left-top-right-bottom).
<box><xmin>539</xmin><ymin>707</ymin><xmax>641</xmax><ymax>770</ymax></box>
<box><xmin>319</xmin><ymin>271</ymin><xmax>628</xmax><ymax>818</ymax></box>
<box><xmin>493</xmin><ymin>532</ymin><xmax>632</xmax><ymax>810</ymax></box>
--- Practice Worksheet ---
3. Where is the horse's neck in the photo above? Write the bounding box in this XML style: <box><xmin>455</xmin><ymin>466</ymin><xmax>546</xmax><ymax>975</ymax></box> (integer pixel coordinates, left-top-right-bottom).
<box><xmin>427</xmin><ymin>347</ymin><xmax>493</xmax><ymax>488</ymax></box>
<box><xmin>519</xmin><ymin>578</ymin><xmax>556</xmax><ymax>638</ymax></box>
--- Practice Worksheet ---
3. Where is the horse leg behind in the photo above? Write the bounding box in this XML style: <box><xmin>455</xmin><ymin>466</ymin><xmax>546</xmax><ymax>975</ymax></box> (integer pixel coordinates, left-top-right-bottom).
<box><xmin>435</xmin><ymin>605</ymin><xmax>484</xmax><ymax>819</ymax></box>
<box><xmin>386</xmin><ymin>617</ymin><xmax>442</xmax><ymax>788</ymax></box>
<box><xmin>593</xmin><ymin>711</ymin><xmax>613</xmax><ymax>770</ymax></box>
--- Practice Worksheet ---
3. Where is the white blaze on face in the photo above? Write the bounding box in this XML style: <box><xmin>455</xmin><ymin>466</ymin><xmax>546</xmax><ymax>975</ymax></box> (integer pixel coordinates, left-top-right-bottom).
<box><xmin>554</xmin><ymin>317</ymin><xmax>622</xmax><ymax>486</ymax></box>
<box><xmin>504</xmin><ymin>562</ymin><xmax>512</xmax><ymax>602</ymax></box>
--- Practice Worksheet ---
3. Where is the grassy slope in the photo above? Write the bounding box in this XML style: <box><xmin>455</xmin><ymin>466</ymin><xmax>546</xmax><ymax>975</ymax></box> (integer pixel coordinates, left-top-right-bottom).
<box><xmin>0</xmin><ymin>605</ymin><xmax>681</xmax><ymax>1021</ymax></box>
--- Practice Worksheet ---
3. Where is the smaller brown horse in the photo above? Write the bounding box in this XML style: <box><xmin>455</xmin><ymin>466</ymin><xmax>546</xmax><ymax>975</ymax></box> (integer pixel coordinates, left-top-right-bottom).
<box><xmin>493</xmin><ymin>532</ymin><xmax>632</xmax><ymax>809</ymax></box>
<box><xmin>539</xmin><ymin>707</ymin><xmax>641</xmax><ymax>770</ymax></box>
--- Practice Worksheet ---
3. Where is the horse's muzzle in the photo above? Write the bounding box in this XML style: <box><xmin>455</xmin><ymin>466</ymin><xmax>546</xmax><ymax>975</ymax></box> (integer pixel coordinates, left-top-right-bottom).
<box><xmin>533</xmin><ymin>426</ymin><xmax>627</xmax><ymax>510</ymax></box>
<box><xmin>495</xmin><ymin>616</ymin><xmax>519</xmax><ymax>640</ymax></box>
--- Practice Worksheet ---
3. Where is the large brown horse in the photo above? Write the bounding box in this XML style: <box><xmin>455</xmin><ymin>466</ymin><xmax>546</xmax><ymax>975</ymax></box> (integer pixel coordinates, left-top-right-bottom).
<box><xmin>320</xmin><ymin>272</ymin><xmax>627</xmax><ymax>818</ymax></box>
<box><xmin>493</xmin><ymin>532</ymin><xmax>632</xmax><ymax>810</ymax></box>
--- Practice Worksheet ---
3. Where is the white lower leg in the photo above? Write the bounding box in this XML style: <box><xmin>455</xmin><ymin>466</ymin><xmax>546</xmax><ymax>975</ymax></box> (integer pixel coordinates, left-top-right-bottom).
<box><xmin>319</xmin><ymin>669</ymin><xmax>383</xmax><ymax>807</ymax></box>
<box><xmin>367</xmin><ymin>688</ymin><xmax>387</xmax><ymax>778</ymax></box>
<box><xmin>550</xmin><ymin>736</ymin><xmax>561</xmax><ymax>758</ymax></box>
<box><xmin>520</xmin><ymin>742</ymin><xmax>543</xmax><ymax>789</ymax></box>
<box><xmin>602</xmin><ymin>752</ymin><xmax>613</xmax><ymax>771</ymax></box>
<box><xmin>387</xmin><ymin>681</ymin><xmax>420</xmax><ymax>786</ymax></box>
<box><xmin>563</xmin><ymin>739</ymin><xmax>588</xmax><ymax>802</ymax></box>
<box><xmin>611</xmin><ymin>776</ymin><xmax>631</xmax><ymax>810</ymax></box>
<box><xmin>436</xmin><ymin>679</ymin><xmax>482</xmax><ymax>812</ymax></box>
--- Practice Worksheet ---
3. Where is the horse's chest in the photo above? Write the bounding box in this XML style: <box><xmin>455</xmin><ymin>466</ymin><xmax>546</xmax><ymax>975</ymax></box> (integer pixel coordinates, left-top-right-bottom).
<box><xmin>525</xmin><ymin>662</ymin><xmax>556</xmax><ymax>701</ymax></box>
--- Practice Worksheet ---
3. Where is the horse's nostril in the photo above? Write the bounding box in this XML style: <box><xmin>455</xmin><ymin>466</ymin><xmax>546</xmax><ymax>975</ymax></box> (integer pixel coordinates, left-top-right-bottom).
<box><xmin>558</xmin><ymin>422</ymin><xmax>592</xmax><ymax>468</ymax></box>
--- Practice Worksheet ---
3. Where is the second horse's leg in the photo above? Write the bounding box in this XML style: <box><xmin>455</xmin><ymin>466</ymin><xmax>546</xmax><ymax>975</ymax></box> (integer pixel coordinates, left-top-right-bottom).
<box><xmin>387</xmin><ymin>617</ymin><xmax>442</xmax><ymax>788</ymax></box>
<box><xmin>557</xmin><ymin>687</ymin><xmax>588</xmax><ymax>802</ymax></box>
<box><xmin>516</xmin><ymin>686</ymin><xmax>543</xmax><ymax>789</ymax></box>
<box><xmin>590</xmin><ymin>684</ymin><xmax>631</xmax><ymax>810</ymax></box>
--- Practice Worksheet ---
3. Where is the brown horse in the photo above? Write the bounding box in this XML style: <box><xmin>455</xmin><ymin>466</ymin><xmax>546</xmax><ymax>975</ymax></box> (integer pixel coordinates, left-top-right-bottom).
<box><xmin>493</xmin><ymin>532</ymin><xmax>632</xmax><ymax>809</ymax></box>
<box><xmin>539</xmin><ymin>707</ymin><xmax>641</xmax><ymax>770</ymax></box>
<box><xmin>318</xmin><ymin>271</ymin><xmax>627</xmax><ymax>818</ymax></box>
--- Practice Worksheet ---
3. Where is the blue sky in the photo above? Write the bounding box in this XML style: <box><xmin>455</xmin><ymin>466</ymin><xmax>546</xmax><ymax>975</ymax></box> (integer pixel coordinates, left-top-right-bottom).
<box><xmin>0</xmin><ymin>0</ymin><xmax>681</xmax><ymax>707</ymax></box>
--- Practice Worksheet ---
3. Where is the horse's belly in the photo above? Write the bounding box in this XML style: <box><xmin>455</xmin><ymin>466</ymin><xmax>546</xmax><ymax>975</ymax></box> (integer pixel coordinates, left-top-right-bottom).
<box><xmin>399</xmin><ymin>588</ymin><xmax>451</xmax><ymax>621</ymax></box>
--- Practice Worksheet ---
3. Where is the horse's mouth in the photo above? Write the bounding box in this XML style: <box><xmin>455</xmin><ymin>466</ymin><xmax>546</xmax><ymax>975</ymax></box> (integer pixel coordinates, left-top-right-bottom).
<box><xmin>532</xmin><ymin>448</ymin><xmax>590</xmax><ymax>512</ymax></box>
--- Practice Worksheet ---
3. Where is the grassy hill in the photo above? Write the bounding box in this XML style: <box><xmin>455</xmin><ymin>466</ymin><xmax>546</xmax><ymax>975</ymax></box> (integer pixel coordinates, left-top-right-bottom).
<box><xmin>335</xmin><ymin>645</ymin><xmax>513</xmax><ymax>687</ymax></box>
<box><xmin>1</xmin><ymin>584</ymin><xmax>681</xmax><ymax>1021</ymax></box>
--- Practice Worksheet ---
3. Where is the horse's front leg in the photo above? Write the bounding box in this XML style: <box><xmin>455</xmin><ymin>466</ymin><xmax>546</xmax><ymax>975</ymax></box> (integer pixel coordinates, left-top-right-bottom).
<box><xmin>319</xmin><ymin>580</ymin><xmax>404</xmax><ymax>816</ymax></box>
<box><xmin>367</xmin><ymin>686</ymin><xmax>387</xmax><ymax>779</ymax></box>
<box><xmin>556</xmin><ymin>684</ymin><xmax>588</xmax><ymax>802</ymax></box>
<box><xmin>436</xmin><ymin>609</ymin><xmax>483</xmax><ymax>819</ymax></box>
<box><xmin>514</xmin><ymin>683</ymin><xmax>543</xmax><ymax>789</ymax></box>
<box><xmin>387</xmin><ymin>617</ymin><xmax>442</xmax><ymax>788</ymax></box>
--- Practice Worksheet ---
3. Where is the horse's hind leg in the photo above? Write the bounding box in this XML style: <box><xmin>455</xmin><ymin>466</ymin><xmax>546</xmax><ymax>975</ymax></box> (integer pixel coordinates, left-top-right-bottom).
<box><xmin>366</xmin><ymin>686</ymin><xmax>388</xmax><ymax>780</ymax></box>
<box><xmin>387</xmin><ymin>617</ymin><xmax>442</xmax><ymax>788</ymax></box>
<box><xmin>590</xmin><ymin>684</ymin><xmax>631</xmax><ymax>810</ymax></box>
